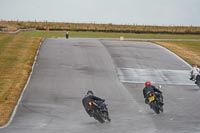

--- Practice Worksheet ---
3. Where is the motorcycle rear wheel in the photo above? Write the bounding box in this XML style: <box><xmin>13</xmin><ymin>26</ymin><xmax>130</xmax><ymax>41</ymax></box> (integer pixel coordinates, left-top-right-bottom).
<box><xmin>151</xmin><ymin>102</ymin><xmax>160</xmax><ymax>114</ymax></box>
<box><xmin>93</xmin><ymin>111</ymin><xmax>105</xmax><ymax>123</ymax></box>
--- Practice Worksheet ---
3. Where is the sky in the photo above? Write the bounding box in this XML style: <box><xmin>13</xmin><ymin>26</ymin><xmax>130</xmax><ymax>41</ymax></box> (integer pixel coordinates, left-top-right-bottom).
<box><xmin>0</xmin><ymin>0</ymin><xmax>200</xmax><ymax>26</ymax></box>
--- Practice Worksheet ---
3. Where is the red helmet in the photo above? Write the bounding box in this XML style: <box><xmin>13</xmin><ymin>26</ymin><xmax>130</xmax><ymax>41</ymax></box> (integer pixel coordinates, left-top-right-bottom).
<box><xmin>145</xmin><ymin>81</ymin><xmax>151</xmax><ymax>86</ymax></box>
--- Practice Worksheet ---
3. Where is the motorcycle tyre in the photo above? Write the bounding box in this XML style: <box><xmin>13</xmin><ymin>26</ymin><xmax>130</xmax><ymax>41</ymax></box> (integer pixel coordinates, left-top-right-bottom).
<box><xmin>93</xmin><ymin>111</ymin><xmax>105</xmax><ymax>123</ymax></box>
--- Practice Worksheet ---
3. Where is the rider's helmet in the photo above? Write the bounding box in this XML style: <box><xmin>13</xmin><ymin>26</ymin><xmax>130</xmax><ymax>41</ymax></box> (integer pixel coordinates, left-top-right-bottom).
<box><xmin>145</xmin><ymin>81</ymin><xmax>151</xmax><ymax>86</ymax></box>
<box><xmin>87</xmin><ymin>90</ymin><xmax>94</xmax><ymax>95</ymax></box>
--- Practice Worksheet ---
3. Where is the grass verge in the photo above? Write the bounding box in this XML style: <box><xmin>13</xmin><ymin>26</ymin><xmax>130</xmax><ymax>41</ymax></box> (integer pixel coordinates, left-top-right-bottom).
<box><xmin>0</xmin><ymin>32</ymin><xmax>41</xmax><ymax>126</ymax></box>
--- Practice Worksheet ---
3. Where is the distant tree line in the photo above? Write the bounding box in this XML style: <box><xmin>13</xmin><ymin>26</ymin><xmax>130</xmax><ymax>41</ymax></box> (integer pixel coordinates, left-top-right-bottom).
<box><xmin>1</xmin><ymin>20</ymin><xmax>200</xmax><ymax>34</ymax></box>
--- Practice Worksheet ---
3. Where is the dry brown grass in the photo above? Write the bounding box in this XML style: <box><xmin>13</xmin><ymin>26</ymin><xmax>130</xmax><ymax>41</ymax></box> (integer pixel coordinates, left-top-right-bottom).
<box><xmin>0</xmin><ymin>33</ymin><xmax>41</xmax><ymax>126</ymax></box>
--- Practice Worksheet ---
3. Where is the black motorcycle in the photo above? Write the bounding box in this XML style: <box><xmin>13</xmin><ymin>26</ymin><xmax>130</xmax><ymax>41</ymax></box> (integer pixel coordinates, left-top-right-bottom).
<box><xmin>146</xmin><ymin>91</ymin><xmax>163</xmax><ymax>114</ymax></box>
<box><xmin>88</xmin><ymin>100</ymin><xmax>111</xmax><ymax>123</ymax></box>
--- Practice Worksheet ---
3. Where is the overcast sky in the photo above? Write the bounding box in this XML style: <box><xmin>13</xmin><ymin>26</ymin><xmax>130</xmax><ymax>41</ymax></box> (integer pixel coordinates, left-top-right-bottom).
<box><xmin>0</xmin><ymin>0</ymin><xmax>200</xmax><ymax>26</ymax></box>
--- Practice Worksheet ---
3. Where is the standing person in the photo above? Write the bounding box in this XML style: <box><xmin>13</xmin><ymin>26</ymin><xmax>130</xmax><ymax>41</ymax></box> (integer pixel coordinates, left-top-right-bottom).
<box><xmin>190</xmin><ymin>64</ymin><xmax>200</xmax><ymax>81</ymax></box>
<box><xmin>66</xmin><ymin>31</ymin><xmax>69</xmax><ymax>39</ymax></box>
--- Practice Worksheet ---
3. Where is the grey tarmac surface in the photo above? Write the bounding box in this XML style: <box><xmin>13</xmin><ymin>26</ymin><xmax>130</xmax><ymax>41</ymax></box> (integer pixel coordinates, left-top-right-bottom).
<box><xmin>1</xmin><ymin>38</ymin><xmax>200</xmax><ymax>133</ymax></box>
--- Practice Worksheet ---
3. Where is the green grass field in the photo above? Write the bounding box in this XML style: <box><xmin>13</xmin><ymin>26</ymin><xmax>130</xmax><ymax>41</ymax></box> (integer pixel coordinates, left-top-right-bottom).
<box><xmin>21</xmin><ymin>30</ymin><xmax>200</xmax><ymax>39</ymax></box>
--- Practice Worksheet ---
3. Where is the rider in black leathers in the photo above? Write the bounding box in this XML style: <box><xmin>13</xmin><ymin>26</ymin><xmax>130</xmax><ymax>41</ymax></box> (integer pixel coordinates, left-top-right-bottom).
<box><xmin>66</xmin><ymin>31</ymin><xmax>69</xmax><ymax>39</ymax></box>
<box><xmin>82</xmin><ymin>90</ymin><xmax>105</xmax><ymax>117</ymax></box>
<box><xmin>143</xmin><ymin>81</ymin><xmax>163</xmax><ymax>105</ymax></box>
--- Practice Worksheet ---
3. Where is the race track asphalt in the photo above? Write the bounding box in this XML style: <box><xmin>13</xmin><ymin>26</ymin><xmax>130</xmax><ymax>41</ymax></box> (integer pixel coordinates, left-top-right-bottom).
<box><xmin>1</xmin><ymin>38</ymin><xmax>200</xmax><ymax>133</ymax></box>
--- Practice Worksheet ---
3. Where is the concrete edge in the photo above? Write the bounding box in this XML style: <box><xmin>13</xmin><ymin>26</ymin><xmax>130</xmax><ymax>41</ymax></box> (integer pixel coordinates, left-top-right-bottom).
<box><xmin>0</xmin><ymin>38</ymin><xmax>44</xmax><ymax>129</ymax></box>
